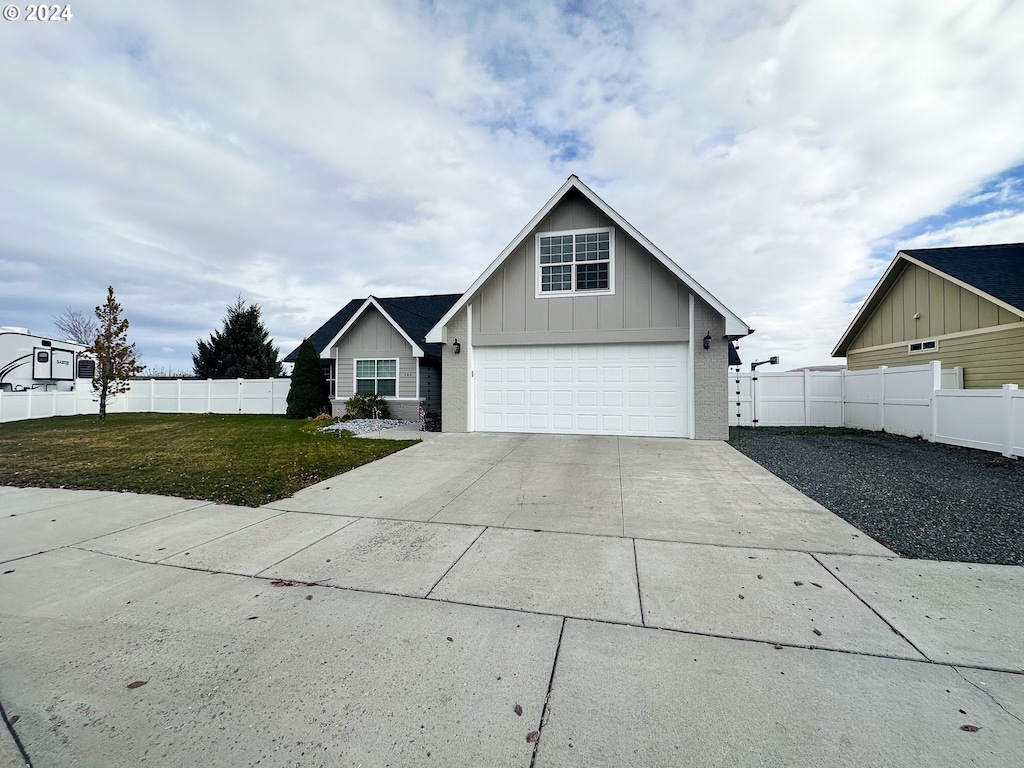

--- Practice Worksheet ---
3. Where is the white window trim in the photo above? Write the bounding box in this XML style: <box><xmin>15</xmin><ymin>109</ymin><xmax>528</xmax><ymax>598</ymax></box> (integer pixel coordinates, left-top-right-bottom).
<box><xmin>535</xmin><ymin>226</ymin><xmax>615</xmax><ymax>299</ymax></box>
<box><xmin>353</xmin><ymin>357</ymin><xmax>399</xmax><ymax>397</ymax></box>
<box><xmin>908</xmin><ymin>339</ymin><xmax>938</xmax><ymax>354</ymax></box>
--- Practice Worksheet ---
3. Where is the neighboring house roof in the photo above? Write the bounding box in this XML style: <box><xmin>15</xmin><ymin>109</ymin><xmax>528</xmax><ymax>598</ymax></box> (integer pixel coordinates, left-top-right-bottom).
<box><xmin>284</xmin><ymin>293</ymin><xmax>462</xmax><ymax>363</ymax></box>
<box><xmin>833</xmin><ymin>242</ymin><xmax>1024</xmax><ymax>357</ymax></box>
<box><xmin>903</xmin><ymin>243</ymin><xmax>1024</xmax><ymax>312</ymax></box>
<box><xmin>426</xmin><ymin>175</ymin><xmax>752</xmax><ymax>343</ymax></box>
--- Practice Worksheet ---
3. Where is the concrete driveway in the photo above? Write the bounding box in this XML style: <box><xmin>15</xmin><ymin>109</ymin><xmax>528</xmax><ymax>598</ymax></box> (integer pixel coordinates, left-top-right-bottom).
<box><xmin>2</xmin><ymin>434</ymin><xmax>1023</xmax><ymax>767</ymax></box>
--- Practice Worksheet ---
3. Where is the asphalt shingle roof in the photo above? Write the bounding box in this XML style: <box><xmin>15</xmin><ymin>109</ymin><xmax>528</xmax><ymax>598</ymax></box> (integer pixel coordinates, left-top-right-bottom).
<box><xmin>284</xmin><ymin>294</ymin><xmax>462</xmax><ymax>362</ymax></box>
<box><xmin>902</xmin><ymin>242</ymin><xmax>1024</xmax><ymax>313</ymax></box>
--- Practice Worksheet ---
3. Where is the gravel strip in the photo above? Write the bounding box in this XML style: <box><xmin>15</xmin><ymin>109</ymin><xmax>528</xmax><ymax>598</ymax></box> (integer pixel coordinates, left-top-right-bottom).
<box><xmin>319</xmin><ymin>419</ymin><xmax>415</xmax><ymax>436</ymax></box>
<box><xmin>729</xmin><ymin>427</ymin><xmax>1023</xmax><ymax>565</ymax></box>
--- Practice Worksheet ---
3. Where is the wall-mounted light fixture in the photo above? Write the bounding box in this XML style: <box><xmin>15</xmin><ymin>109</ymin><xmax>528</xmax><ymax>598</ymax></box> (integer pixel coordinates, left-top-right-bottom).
<box><xmin>703</xmin><ymin>331</ymin><xmax>712</xmax><ymax>351</ymax></box>
<box><xmin>452</xmin><ymin>339</ymin><xmax>461</xmax><ymax>355</ymax></box>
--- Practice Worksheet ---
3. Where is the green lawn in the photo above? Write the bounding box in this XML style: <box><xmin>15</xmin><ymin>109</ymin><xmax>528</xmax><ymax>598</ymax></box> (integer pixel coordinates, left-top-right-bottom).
<box><xmin>0</xmin><ymin>414</ymin><xmax>417</xmax><ymax>506</ymax></box>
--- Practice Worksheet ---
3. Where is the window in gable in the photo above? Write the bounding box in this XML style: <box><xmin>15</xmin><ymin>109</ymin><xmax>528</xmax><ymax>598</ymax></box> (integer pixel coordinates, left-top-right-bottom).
<box><xmin>355</xmin><ymin>358</ymin><xmax>397</xmax><ymax>396</ymax></box>
<box><xmin>908</xmin><ymin>340</ymin><xmax>937</xmax><ymax>354</ymax></box>
<box><xmin>537</xmin><ymin>228</ymin><xmax>614</xmax><ymax>296</ymax></box>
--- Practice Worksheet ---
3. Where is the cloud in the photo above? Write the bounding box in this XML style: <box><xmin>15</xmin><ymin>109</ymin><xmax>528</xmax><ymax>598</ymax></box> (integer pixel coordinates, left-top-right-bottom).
<box><xmin>0</xmin><ymin>0</ymin><xmax>1022</xmax><ymax>374</ymax></box>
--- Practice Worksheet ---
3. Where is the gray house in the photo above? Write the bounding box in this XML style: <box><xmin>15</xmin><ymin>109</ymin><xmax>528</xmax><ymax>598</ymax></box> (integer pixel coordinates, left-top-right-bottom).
<box><xmin>426</xmin><ymin>176</ymin><xmax>751</xmax><ymax>439</ymax></box>
<box><xmin>285</xmin><ymin>294</ymin><xmax>461</xmax><ymax>421</ymax></box>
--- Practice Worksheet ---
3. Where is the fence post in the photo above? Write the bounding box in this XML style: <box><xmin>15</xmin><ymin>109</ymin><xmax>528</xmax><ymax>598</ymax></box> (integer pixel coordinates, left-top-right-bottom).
<box><xmin>27</xmin><ymin>386</ymin><xmax>33</xmax><ymax>420</ymax></box>
<box><xmin>839</xmin><ymin>369</ymin><xmax>846</xmax><ymax>427</ymax></box>
<box><xmin>878</xmin><ymin>366</ymin><xmax>887</xmax><ymax>431</ymax></box>
<box><xmin>752</xmin><ymin>371</ymin><xmax>760</xmax><ymax>427</ymax></box>
<box><xmin>206</xmin><ymin>379</ymin><xmax>212</xmax><ymax>413</ymax></box>
<box><xmin>237</xmin><ymin>379</ymin><xmax>243</xmax><ymax>414</ymax></box>
<box><xmin>803</xmin><ymin>369</ymin><xmax>812</xmax><ymax>426</ymax></box>
<box><xmin>928</xmin><ymin>360</ymin><xmax>942</xmax><ymax>442</ymax></box>
<box><xmin>1003</xmin><ymin>384</ymin><xmax>1019</xmax><ymax>458</ymax></box>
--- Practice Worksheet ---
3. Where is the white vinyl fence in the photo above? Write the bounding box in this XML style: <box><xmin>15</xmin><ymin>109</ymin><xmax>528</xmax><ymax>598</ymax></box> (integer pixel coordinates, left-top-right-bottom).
<box><xmin>730</xmin><ymin>362</ymin><xmax>1023</xmax><ymax>458</ymax></box>
<box><xmin>0</xmin><ymin>378</ymin><xmax>290</xmax><ymax>424</ymax></box>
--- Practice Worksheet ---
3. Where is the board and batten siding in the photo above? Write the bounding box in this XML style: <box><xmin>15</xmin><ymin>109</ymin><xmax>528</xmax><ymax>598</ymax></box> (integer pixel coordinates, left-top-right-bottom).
<box><xmin>845</xmin><ymin>263</ymin><xmax>1024</xmax><ymax>388</ymax></box>
<box><xmin>847</xmin><ymin>324</ymin><xmax>1024</xmax><ymax>388</ymax></box>
<box><xmin>470</xmin><ymin>189</ymin><xmax>691</xmax><ymax>346</ymax></box>
<box><xmin>333</xmin><ymin>306</ymin><xmax>418</xmax><ymax>399</ymax></box>
<box><xmin>849</xmin><ymin>263</ymin><xmax>1021</xmax><ymax>350</ymax></box>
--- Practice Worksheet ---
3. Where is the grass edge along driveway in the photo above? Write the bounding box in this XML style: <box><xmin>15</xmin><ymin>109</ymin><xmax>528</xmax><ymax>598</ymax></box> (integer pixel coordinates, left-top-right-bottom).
<box><xmin>0</xmin><ymin>413</ymin><xmax>417</xmax><ymax>507</ymax></box>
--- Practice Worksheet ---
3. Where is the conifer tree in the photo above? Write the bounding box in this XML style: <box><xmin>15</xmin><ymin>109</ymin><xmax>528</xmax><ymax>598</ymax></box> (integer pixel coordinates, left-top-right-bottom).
<box><xmin>286</xmin><ymin>339</ymin><xmax>331</xmax><ymax>419</ymax></box>
<box><xmin>87</xmin><ymin>286</ymin><xmax>143</xmax><ymax>420</ymax></box>
<box><xmin>193</xmin><ymin>297</ymin><xmax>283</xmax><ymax>378</ymax></box>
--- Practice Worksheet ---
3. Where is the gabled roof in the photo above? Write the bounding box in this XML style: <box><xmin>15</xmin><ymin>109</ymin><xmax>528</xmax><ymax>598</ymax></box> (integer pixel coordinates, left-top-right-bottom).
<box><xmin>284</xmin><ymin>293</ymin><xmax>461</xmax><ymax>362</ymax></box>
<box><xmin>426</xmin><ymin>175</ymin><xmax>752</xmax><ymax>343</ymax></box>
<box><xmin>832</xmin><ymin>242</ymin><xmax>1024</xmax><ymax>357</ymax></box>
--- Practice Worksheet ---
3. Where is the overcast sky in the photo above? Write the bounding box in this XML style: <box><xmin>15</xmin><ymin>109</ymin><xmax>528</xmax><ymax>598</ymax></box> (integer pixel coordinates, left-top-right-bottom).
<box><xmin>2</xmin><ymin>0</ymin><xmax>1023</xmax><ymax>373</ymax></box>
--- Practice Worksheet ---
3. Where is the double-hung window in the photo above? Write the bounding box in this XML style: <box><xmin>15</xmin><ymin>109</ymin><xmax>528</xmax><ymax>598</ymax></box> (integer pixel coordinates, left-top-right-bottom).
<box><xmin>537</xmin><ymin>227</ymin><xmax>613</xmax><ymax>296</ymax></box>
<box><xmin>355</xmin><ymin>359</ymin><xmax>397</xmax><ymax>396</ymax></box>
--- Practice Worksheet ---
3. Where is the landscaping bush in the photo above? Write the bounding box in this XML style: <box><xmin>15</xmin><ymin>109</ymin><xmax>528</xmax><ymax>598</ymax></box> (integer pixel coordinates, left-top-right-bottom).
<box><xmin>344</xmin><ymin>392</ymin><xmax>391</xmax><ymax>419</ymax></box>
<box><xmin>286</xmin><ymin>339</ymin><xmax>331</xmax><ymax>419</ymax></box>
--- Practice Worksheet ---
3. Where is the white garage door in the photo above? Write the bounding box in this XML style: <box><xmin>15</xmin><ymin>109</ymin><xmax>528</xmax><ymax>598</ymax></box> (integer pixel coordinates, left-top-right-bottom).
<box><xmin>474</xmin><ymin>342</ymin><xmax>690</xmax><ymax>437</ymax></box>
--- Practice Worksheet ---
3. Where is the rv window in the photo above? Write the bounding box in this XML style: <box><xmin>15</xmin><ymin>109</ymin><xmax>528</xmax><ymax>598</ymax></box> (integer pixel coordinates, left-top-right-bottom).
<box><xmin>77</xmin><ymin>359</ymin><xmax>95</xmax><ymax>379</ymax></box>
<box><xmin>37</xmin><ymin>351</ymin><xmax>49</xmax><ymax>363</ymax></box>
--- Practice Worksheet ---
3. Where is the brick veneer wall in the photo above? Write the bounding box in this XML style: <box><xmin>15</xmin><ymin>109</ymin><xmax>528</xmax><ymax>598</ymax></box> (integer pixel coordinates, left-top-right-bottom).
<box><xmin>692</xmin><ymin>296</ymin><xmax>729</xmax><ymax>440</ymax></box>
<box><xmin>440</xmin><ymin>306</ymin><xmax>469</xmax><ymax>432</ymax></box>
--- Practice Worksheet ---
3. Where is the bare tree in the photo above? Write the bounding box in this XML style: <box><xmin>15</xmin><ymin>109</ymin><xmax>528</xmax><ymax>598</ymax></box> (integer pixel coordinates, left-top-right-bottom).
<box><xmin>86</xmin><ymin>287</ymin><xmax>144</xmax><ymax>420</ymax></box>
<box><xmin>53</xmin><ymin>307</ymin><xmax>98</xmax><ymax>345</ymax></box>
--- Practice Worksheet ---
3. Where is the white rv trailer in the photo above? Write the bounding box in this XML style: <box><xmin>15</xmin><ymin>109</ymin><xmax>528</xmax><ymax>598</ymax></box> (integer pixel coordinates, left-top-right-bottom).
<box><xmin>0</xmin><ymin>327</ymin><xmax>93</xmax><ymax>392</ymax></box>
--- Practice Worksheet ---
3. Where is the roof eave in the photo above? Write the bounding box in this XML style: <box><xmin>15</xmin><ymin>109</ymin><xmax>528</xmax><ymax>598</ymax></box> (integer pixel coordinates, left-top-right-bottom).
<box><xmin>832</xmin><ymin>254</ymin><xmax>907</xmax><ymax>357</ymax></box>
<box><xmin>324</xmin><ymin>297</ymin><xmax>425</xmax><ymax>357</ymax></box>
<box><xmin>833</xmin><ymin>250</ymin><xmax>1024</xmax><ymax>357</ymax></box>
<box><xmin>427</xmin><ymin>176</ymin><xmax>752</xmax><ymax>342</ymax></box>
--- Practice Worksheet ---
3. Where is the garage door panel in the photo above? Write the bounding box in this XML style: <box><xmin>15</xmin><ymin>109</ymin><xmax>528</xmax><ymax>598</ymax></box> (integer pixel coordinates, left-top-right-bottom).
<box><xmin>474</xmin><ymin>342</ymin><xmax>689</xmax><ymax>438</ymax></box>
<box><xmin>603</xmin><ymin>391</ymin><xmax>623</xmax><ymax>407</ymax></box>
<box><xmin>553</xmin><ymin>414</ymin><xmax>573</xmax><ymax>430</ymax></box>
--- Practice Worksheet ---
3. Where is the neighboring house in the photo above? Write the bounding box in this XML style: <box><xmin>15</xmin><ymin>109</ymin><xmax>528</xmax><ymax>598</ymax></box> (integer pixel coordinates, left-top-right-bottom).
<box><xmin>833</xmin><ymin>243</ymin><xmax>1024</xmax><ymax>388</ymax></box>
<box><xmin>425</xmin><ymin>176</ymin><xmax>752</xmax><ymax>440</ymax></box>
<box><xmin>284</xmin><ymin>294</ymin><xmax>461</xmax><ymax>420</ymax></box>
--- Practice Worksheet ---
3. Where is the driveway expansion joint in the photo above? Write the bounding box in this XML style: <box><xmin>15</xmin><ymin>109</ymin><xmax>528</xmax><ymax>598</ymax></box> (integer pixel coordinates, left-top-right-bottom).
<box><xmin>529</xmin><ymin>616</ymin><xmax>566</xmax><ymax>768</ymax></box>
<box><xmin>809</xmin><ymin>552</ymin><xmax>931</xmax><ymax>661</ymax></box>
<box><xmin>423</xmin><ymin>525</ymin><xmax>488</xmax><ymax>598</ymax></box>
<box><xmin>72</xmin><ymin>548</ymin><xmax>990</xmax><ymax>671</ymax></box>
<box><xmin>0</xmin><ymin>697</ymin><xmax>32</xmax><ymax>767</ymax></box>
<box><xmin>632</xmin><ymin>538</ymin><xmax>646</xmax><ymax>627</ymax></box>
<box><xmin>251</xmin><ymin>515</ymin><xmax>361</xmax><ymax>577</ymax></box>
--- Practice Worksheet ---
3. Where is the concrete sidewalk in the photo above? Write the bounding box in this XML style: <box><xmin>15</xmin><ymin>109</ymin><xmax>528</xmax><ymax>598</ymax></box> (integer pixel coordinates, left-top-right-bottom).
<box><xmin>2</xmin><ymin>434</ymin><xmax>1023</xmax><ymax>766</ymax></box>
